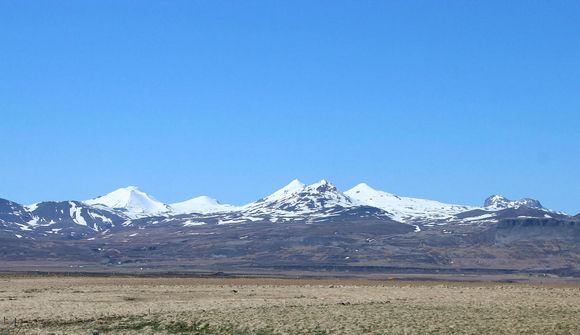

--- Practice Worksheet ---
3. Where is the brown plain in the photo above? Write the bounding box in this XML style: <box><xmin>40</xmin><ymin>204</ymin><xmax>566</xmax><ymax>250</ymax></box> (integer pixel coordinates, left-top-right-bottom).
<box><xmin>0</xmin><ymin>276</ymin><xmax>578</xmax><ymax>334</ymax></box>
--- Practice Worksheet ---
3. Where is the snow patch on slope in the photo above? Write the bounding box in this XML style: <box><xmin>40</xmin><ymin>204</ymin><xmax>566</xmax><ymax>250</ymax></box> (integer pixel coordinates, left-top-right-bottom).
<box><xmin>25</xmin><ymin>203</ymin><xmax>39</xmax><ymax>211</ymax></box>
<box><xmin>68</xmin><ymin>202</ymin><xmax>87</xmax><ymax>226</ymax></box>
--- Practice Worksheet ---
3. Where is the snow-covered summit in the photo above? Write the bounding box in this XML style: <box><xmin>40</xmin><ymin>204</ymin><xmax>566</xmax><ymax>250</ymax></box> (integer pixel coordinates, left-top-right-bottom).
<box><xmin>170</xmin><ymin>196</ymin><xmax>237</xmax><ymax>214</ymax></box>
<box><xmin>297</xmin><ymin>179</ymin><xmax>354</xmax><ymax>209</ymax></box>
<box><xmin>484</xmin><ymin>195</ymin><xmax>543</xmax><ymax>210</ymax></box>
<box><xmin>256</xmin><ymin>179</ymin><xmax>306</xmax><ymax>203</ymax></box>
<box><xmin>84</xmin><ymin>186</ymin><xmax>170</xmax><ymax>218</ymax></box>
<box><xmin>345</xmin><ymin>183</ymin><xmax>473</xmax><ymax>222</ymax></box>
<box><xmin>244</xmin><ymin>179</ymin><xmax>354</xmax><ymax>215</ymax></box>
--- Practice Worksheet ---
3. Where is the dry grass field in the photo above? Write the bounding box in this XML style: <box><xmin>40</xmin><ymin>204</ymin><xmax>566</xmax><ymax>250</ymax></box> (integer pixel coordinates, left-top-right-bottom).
<box><xmin>0</xmin><ymin>276</ymin><xmax>578</xmax><ymax>335</ymax></box>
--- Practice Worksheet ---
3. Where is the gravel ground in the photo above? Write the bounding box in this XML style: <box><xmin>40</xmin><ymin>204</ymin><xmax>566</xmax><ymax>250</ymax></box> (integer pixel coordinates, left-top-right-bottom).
<box><xmin>0</xmin><ymin>276</ymin><xmax>578</xmax><ymax>334</ymax></box>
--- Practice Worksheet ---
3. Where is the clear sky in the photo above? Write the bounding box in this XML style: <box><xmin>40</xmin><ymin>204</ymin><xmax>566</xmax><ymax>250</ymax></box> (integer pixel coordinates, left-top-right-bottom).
<box><xmin>1</xmin><ymin>1</ymin><xmax>579</xmax><ymax>213</ymax></box>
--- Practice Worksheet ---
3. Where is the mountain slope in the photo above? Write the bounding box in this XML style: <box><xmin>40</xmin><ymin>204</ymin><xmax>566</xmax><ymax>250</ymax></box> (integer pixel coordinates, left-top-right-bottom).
<box><xmin>1</xmin><ymin>198</ymin><xmax>127</xmax><ymax>239</ymax></box>
<box><xmin>26</xmin><ymin>201</ymin><xmax>127</xmax><ymax>236</ymax></box>
<box><xmin>345</xmin><ymin>183</ymin><xmax>473</xmax><ymax>223</ymax></box>
<box><xmin>0</xmin><ymin>199</ymin><xmax>33</xmax><ymax>236</ymax></box>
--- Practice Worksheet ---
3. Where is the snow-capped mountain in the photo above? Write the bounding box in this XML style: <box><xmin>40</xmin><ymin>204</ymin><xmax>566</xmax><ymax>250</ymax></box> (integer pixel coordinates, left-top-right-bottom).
<box><xmin>484</xmin><ymin>195</ymin><xmax>543</xmax><ymax>210</ymax></box>
<box><xmin>84</xmin><ymin>186</ymin><xmax>171</xmax><ymax>218</ymax></box>
<box><xmin>0</xmin><ymin>185</ymin><xmax>576</xmax><ymax>278</ymax></box>
<box><xmin>345</xmin><ymin>183</ymin><xmax>473</xmax><ymax>222</ymax></box>
<box><xmin>170</xmin><ymin>196</ymin><xmax>238</xmax><ymax>214</ymax></box>
<box><xmin>1</xmin><ymin>179</ymin><xmax>574</xmax><ymax>241</ymax></box>
<box><xmin>243</xmin><ymin>179</ymin><xmax>355</xmax><ymax>216</ymax></box>
<box><xmin>1</xmin><ymin>181</ymin><xmax>577</xmax><ymax>277</ymax></box>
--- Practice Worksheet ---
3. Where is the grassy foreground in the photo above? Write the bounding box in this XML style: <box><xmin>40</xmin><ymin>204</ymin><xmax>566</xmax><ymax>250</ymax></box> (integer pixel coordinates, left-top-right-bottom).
<box><xmin>0</xmin><ymin>276</ymin><xmax>578</xmax><ymax>334</ymax></box>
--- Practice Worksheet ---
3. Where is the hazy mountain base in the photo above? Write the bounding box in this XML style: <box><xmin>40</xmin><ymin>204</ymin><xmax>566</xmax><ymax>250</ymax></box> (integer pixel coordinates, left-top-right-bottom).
<box><xmin>1</xmin><ymin>217</ymin><xmax>578</xmax><ymax>278</ymax></box>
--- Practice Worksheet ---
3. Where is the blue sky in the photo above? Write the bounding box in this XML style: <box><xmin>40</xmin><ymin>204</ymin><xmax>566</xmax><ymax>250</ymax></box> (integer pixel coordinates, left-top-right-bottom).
<box><xmin>1</xmin><ymin>1</ymin><xmax>579</xmax><ymax>213</ymax></box>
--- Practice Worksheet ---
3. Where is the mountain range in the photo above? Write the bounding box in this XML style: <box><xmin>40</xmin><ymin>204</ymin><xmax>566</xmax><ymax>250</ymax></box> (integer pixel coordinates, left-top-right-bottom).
<box><xmin>1</xmin><ymin>180</ymin><xmax>578</xmax><ymax>277</ymax></box>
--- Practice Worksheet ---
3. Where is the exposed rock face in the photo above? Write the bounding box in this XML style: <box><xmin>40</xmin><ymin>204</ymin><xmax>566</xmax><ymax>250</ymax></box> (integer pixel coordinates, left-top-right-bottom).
<box><xmin>0</xmin><ymin>198</ymin><xmax>33</xmax><ymax>231</ymax></box>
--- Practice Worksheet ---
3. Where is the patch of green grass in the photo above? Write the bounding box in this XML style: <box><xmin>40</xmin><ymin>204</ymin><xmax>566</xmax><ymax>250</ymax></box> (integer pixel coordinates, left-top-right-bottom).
<box><xmin>93</xmin><ymin>316</ymin><xmax>331</xmax><ymax>335</ymax></box>
<box><xmin>97</xmin><ymin>319</ymin><xmax>162</xmax><ymax>332</ymax></box>
<box><xmin>165</xmin><ymin>320</ymin><xmax>211</xmax><ymax>333</ymax></box>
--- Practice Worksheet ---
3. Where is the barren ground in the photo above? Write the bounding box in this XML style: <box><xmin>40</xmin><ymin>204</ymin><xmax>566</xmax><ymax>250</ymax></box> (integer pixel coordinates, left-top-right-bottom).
<box><xmin>0</xmin><ymin>276</ymin><xmax>578</xmax><ymax>334</ymax></box>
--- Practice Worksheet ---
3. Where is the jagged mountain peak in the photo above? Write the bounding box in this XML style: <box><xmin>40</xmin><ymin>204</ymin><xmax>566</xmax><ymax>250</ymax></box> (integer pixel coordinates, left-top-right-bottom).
<box><xmin>484</xmin><ymin>195</ymin><xmax>543</xmax><ymax>210</ymax></box>
<box><xmin>518</xmin><ymin>198</ymin><xmax>543</xmax><ymax>209</ymax></box>
<box><xmin>484</xmin><ymin>195</ymin><xmax>510</xmax><ymax>208</ymax></box>
<box><xmin>244</xmin><ymin>179</ymin><xmax>353</xmax><ymax>214</ymax></box>
<box><xmin>304</xmin><ymin>179</ymin><xmax>339</xmax><ymax>192</ymax></box>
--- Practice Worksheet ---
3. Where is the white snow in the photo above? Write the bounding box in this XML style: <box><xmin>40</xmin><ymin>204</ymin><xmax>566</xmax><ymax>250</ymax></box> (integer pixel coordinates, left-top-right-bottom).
<box><xmin>69</xmin><ymin>202</ymin><xmax>88</xmax><ymax>226</ymax></box>
<box><xmin>182</xmin><ymin>220</ymin><xmax>206</xmax><ymax>226</ymax></box>
<box><xmin>171</xmin><ymin>196</ymin><xmax>238</xmax><ymax>214</ymax></box>
<box><xmin>484</xmin><ymin>195</ymin><xmax>546</xmax><ymax>211</ymax></box>
<box><xmin>84</xmin><ymin>186</ymin><xmax>170</xmax><ymax>218</ymax></box>
<box><xmin>258</xmin><ymin>179</ymin><xmax>306</xmax><ymax>203</ymax></box>
<box><xmin>461</xmin><ymin>213</ymin><xmax>497</xmax><ymax>222</ymax></box>
<box><xmin>484</xmin><ymin>195</ymin><xmax>511</xmax><ymax>209</ymax></box>
<box><xmin>87</xmin><ymin>211</ymin><xmax>113</xmax><ymax>224</ymax></box>
<box><xmin>345</xmin><ymin>183</ymin><xmax>473</xmax><ymax>223</ymax></box>
<box><xmin>27</xmin><ymin>217</ymin><xmax>40</xmax><ymax>227</ymax></box>
<box><xmin>218</xmin><ymin>219</ymin><xmax>247</xmax><ymax>225</ymax></box>
<box><xmin>25</xmin><ymin>203</ymin><xmax>38</xmax><ymax>211</ymax></box>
